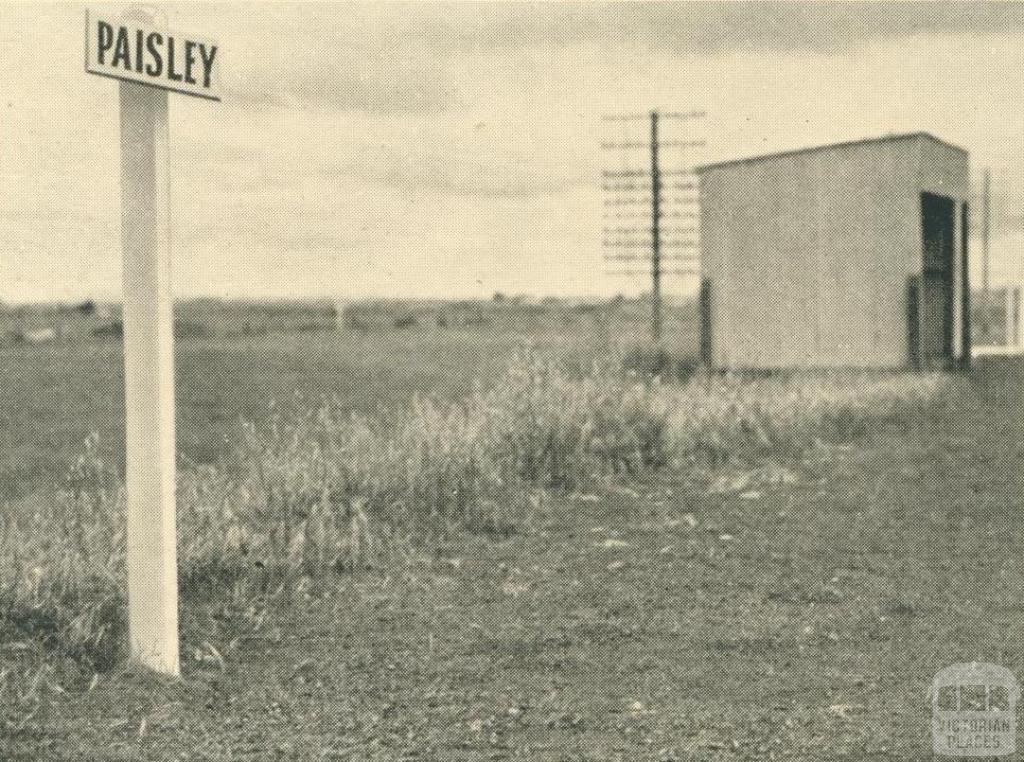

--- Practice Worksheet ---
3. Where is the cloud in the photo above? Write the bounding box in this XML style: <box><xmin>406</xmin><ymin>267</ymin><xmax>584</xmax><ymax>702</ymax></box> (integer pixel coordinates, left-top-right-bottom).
<box><xmin>184</xmin><ymin>2</ymin><xmax>1024</xmax><ymax>114</ymax></box>
<box><xmin>173</xmin><ymin>3</ymin><xmax>467</xmax><ymax>113</ymax></box>
<box><xmin>488</xmin><ymin>2</ymin><xmax>1024</xmax><ymax>54</ymax></box>
<box><xmin>223</xmin><ymin>66</ymin><xmax>464</xmax><ymax>114</ymax></box>
<box><xmin>379</xmin><ymin>148</ymin><xmax>578</xmax><ymax>199</ymax></box>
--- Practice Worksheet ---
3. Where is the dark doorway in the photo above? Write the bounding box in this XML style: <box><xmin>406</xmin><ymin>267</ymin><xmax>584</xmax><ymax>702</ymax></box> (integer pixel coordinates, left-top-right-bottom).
<box><xmin>920</xmin><ymin>193</ymin><xmax>956</xmax><ymax>367</ymax></box>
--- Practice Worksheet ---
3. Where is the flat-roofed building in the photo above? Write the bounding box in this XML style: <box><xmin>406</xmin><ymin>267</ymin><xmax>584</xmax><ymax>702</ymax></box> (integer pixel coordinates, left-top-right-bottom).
<box><xmin>697</xmin><ymin>133</ymin><xmax>970</xmax><ymax>369</ymax></box>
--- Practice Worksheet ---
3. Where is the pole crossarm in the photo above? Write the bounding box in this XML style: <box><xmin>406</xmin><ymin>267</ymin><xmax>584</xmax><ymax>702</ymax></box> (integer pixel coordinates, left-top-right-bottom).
<box><xmin>605</xmin><ymin>268</ymin><xmax>700</xmax><ymax>276</ymax></box>
<box><xmin>601</xmin><ymin>110</ymin><xmax>706</xmax><ymax>121</ymax></box>
<box><xmin>603</xmin><ymin>169</ymin><xmax>696</xmax><ymax>178</ymax></box>
<box><xmin>603</xmin><ymin>226</ymin><xmax>697</xmax><ymax>234</ymax></box>
<box><xmin>603</xmin><ymin>253</ymin><xmax>699</xmax><ymax>261</ymax></box>
<box><xmin>603</xmin><ymin>211</ymin><xmax>699</xmax><ymax>220</ymax></box>
<box><xmin>601</xmin><ymin>140</ymin><xmax>706</xmax><ymax>150</ymax></box>
<box><xmin>602</xmin><ymin>241</ymin><xmax>699</xmax><ymax>249</ymax></box>
<box><xmin>602</xmin><ymin>182</ymin><xmax>698</xmax><ymax>192</ymax></box>
<box><xmin>603</xmin><ymin>198</ymin><xmax>699</xmax><ymax>207</ymax></box>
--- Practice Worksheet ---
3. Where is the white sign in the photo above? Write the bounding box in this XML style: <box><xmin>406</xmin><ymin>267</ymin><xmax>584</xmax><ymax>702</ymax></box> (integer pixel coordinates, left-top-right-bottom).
<box><xmin>85</xmin><ymin>9</ymin><xmax>221</xmax><ymax>101</ymax></box>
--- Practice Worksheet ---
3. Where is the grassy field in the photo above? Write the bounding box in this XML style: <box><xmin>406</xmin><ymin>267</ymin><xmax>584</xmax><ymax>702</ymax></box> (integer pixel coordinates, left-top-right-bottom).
<box><xmin>0</xmin><ymin>328</ymin><xmax>550</xmax><ymax>499</ymax></box>
<box><xmin>1</xmin><ymin>358</ymin><xmax>1021</xmax><ymax>760</ymax></box>
<box><xmin>0</xmin><ymin>306</ymin><xmax>697</xmax><ymax>502</ymax></box>
<box><xmin>1</xmin><ymin>307</ymin><xmax>1021</xmax><ymax>760</ymax></box>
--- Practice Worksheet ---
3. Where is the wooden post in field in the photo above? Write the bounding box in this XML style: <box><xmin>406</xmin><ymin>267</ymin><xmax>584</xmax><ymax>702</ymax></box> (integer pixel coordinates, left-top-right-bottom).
<box><xmin>120</xmin><ymin>66</ymin><xmax>179</xmax><ymax>676</ymax></box>
<box><xmin>981</xmin><ymin>168</ymin><xmax>991</xmax><ymax>342</ymax></box>
<box><xmin>86</xmin><ymin>6</ymin><xmax>221</xmax><ymax>676</ymax></box>
<box><xmin>1015</xmin><ymin>287</ymin><xmax>1023</xmax><ymax>348</ymax></box>
<box><xmin>1008</xmin><ymin>286</ymin><xmax>1022</xmax><ymax>348</ymax></box>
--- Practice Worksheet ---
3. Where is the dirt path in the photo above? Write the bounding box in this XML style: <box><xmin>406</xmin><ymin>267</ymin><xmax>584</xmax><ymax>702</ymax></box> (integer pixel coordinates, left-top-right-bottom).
<box><xmin>7</xmin><ymin>359</ymin><xmax>1023</xmax><ymax>761</ymax></box>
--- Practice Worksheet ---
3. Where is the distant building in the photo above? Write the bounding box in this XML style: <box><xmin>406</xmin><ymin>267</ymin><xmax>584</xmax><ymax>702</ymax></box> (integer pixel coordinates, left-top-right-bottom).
<box><xmin>697</xmin><ymin>133</ymin><xmax>970</xmax><ymax>369</ymax></box>
<box><xmin>972</xmin><ymin>284</ymin><xmax>1023</xmax><ymax>355</ymax></box>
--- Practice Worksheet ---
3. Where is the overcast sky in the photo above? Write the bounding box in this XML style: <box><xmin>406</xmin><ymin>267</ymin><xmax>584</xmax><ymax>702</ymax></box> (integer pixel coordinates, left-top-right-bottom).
<box><xmin>2</xmin><ymin>1</ymin><xmax>1023</xmax><ymax>303</ymax></box>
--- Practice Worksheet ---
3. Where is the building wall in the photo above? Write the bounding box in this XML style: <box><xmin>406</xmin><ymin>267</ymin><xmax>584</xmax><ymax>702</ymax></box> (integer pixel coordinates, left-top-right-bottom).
<box><xmin>699</xmin><ymin>135</ymin><xmax>968</xmax><ymax>369</ymax></box>
<box><xmin>919</xmin><ymin>138</ymin><xmax>970</xmax><ymax>200</ymax></box>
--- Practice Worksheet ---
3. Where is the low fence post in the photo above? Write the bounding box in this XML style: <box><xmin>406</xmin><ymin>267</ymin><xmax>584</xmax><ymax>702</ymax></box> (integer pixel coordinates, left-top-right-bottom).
<box><xmin>699</xmin><ymin>278</ymin><xmax>712</xmax><ymax>367</ymax></box>
<box><xmin>907</xmin><ymin>276</ymin><xmax>921</xmax><ymax>371</ymax></box>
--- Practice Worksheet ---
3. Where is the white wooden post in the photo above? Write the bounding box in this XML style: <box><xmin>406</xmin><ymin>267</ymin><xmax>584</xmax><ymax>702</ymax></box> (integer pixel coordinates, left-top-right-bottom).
<box><xmin>119</xmin><ymin>27</ymin><xmax>179</xmax><ymax>675</ymax></box>
<box><xmin>86</xmin><ymin>4</ymin><xmax>220</xmax><ymax>677</ymax></box>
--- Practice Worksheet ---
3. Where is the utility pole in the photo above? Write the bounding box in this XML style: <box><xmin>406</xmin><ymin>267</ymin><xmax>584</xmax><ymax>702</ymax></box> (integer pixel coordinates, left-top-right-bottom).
<box><xmin>650</xmin><ymin>111</ymin><xmax>662</xmax><ymax>344</ymax></box>
<box><xmin>600</xmin><ymin>110</ymin><xmax>706</xmax><ymax>345</ymax></box>
<box><xmin>982</xmin><ymin>168</ymin><xmax>991</xmax><ymax>342</ymax></box>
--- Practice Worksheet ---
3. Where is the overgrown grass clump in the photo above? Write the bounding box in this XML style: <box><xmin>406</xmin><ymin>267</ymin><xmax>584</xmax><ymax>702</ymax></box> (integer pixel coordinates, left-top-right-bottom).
<box><xmin>664</xmin><ymin>370</ymin><xmax>949</xmax><ymax>465</ymax></box>
<box><xmin>0</xmin><ymin>349</ymin><xmax>950</xmax><ymax>704</ymax></box>
<box><xmin>179</xmin><ymin>352</ymin><xmax>670</xmax><ymax>579</ymax></box>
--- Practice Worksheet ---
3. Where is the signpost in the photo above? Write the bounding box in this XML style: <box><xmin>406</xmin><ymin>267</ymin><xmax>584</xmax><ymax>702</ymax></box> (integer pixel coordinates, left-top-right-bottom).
<box><xmin>85</xmin><ymin>8</ymin><xmax>220</xmax><ymax>676</ymax></box>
